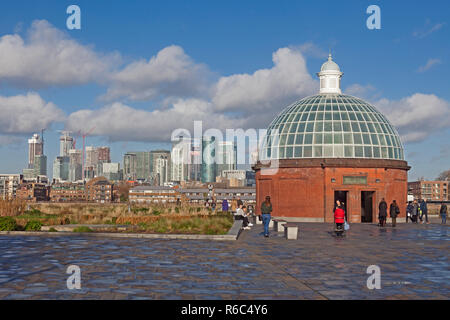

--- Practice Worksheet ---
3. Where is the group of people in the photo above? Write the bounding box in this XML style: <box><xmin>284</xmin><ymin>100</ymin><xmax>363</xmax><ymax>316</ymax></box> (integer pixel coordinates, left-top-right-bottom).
<box><xmin>240</xmin><ymin>194</ymin><xmax>448</xmax><ymax>238</ymax></box>
<box><xmin>377</xmin><ymin>198</ymin><xmax>400</xmax><ymax>227</ymax></box>
<box><xmin>222</xmin><ymin>197</ymin><xmax>255</xmax><ymax>230</ymax></box>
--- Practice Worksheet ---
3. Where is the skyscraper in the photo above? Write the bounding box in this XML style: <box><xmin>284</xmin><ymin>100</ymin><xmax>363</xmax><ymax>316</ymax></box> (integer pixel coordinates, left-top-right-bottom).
<box><xmin>171</xmin><ymin>137</ymin><xmax>191</xmax><ymax>183</ymax></box>
<box><xmin>201</xmin><ymin>136</ymin><xmax>216</xmax><ymax>183</ymax></box>
<box><xmin>216</xmin><ymin>141</ymin><xmax>237</xmax><ymax>177</ymax></box>
<box><xmin>69</xmin><ymin>149</ymin><xmax>82</xmax><ymax>182</ymax></box>
<box><xmin>123</xmin><ymin>153</ymin><xmax>137</xmax><ymax>181</ymax></box>
<box><xmin>59</xmin><ymin>131</ymin><xmax>74</xmax><ymax>157</ymax></box>
<box><xmin>28</xmin><ymin>133</ymin><xmax>43</xmax><ymax>169</ymax></box>
<box><xmin>53</xmin><ymin>156</ymin><xmax>70</xmax><ymax>182</ymax></box>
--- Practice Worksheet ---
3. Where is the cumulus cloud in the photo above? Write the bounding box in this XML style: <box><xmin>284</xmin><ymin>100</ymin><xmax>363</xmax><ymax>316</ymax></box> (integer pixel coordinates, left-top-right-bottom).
<box><xmin>66</xmin><ymin>99</ymin><xmax>248</xmax><ymax>143</ymax></box>
<box><xmin>375</xmin><ymin>93</ymin><xmax>450</xmax><ymax>143</ymax></box>
<box><xmin>0</xmin><ymin>92</ymin><xmax>65</xmax><ymax>134</ymax></box>
<box><xmin>413</xmin><ymin>21</ymin><xmax>445</xmax><ymax>39</ymax></box>
<box><xmin>212</xmin><ymin>47</ymin><xmax>317</xmax><ymax>114</ymax></box>
<box><xmin>101</xmin><ymin>45</ymin><xmax>211</xmax><ymax>102</ymax></box>
<box><xmin>0</xmin><ymin>20</ymin><xmax>118</xmax><ymax>88</ymax></box>
<box><xmin>417</xmin><ymin>58</ymin><xmax>441</xmax><ymax>73</ymax></box>
<box><xmin>345</xmin><ymin>84</ymin><xmax>378</xmax><ymax>100</ymax></box>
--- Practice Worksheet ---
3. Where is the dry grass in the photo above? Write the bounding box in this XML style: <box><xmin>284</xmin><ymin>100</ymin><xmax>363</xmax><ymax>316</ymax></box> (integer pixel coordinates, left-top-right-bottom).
<box><xmin>0</xmin><ymin>199</ymin><xmax>26</xmax><ymax>217</ymax></box>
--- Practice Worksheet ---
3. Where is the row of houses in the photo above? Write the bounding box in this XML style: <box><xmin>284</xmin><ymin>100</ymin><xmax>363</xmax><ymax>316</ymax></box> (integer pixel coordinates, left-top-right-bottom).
<box><xmin>129</xmin><ymin>185</ymin><xmax>256</xmax><ymax>205</ymax></box>
<box><xmin>0</xmin><ymin>175</ymin><xmax>118</xmax><ymax>203</ymax></box>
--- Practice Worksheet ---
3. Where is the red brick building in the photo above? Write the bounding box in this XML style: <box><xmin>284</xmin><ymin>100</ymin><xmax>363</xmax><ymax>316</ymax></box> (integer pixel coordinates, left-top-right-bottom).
<box><xmin>254</xmin><ymin>55</ymin><xmax>410</xmax><ymax>223</ymax></box>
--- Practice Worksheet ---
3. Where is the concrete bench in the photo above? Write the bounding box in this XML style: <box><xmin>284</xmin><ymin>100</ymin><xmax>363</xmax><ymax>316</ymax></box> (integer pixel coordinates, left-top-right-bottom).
<box><xmin>254</xmin><ymin>215</ymin><xmax>263</xmax><ymax>225</ymax></box>
<box><xmin>283</xmin><ymin>223</ymin><xmax>299</xmax><ymax>240</ymax></box>
<box><xmin>273</xmin><ymin>219</ymin><xmax>287</xmax><ymax>232</ymax></box>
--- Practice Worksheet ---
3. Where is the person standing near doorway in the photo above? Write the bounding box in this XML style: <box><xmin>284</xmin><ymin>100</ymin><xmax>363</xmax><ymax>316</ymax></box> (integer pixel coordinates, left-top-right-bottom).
<box><xmin>411</xmin><ymin>200</ymin><xmax>419</xmax><ymax>223</ymax></box>
<box><xmin>261</xmin><ymin>196</ymin><xmax>272</xmax><ymax>237</ymax></box>
<box><xmin>440</xmin><ymin>202</ymin><xmax>447</xmax><ymax>224</ymax></box>
<box><xmin>378</xmin><ymin>198</ymin><xmax>388</xmax><ymax>227</ymax></box>
<box><xmin>419</xmin><ymin>199</ymin><xmax>429</xmax><ymax>224</ymax></box>
<box><xmin>406</xmin><ymin>201</ymin><xmax>413</xmax><ymax>223</ymax></box>
<box><xmin>390</xmin><ymin>200</ymin><xmax>400</xmax><ymax>227</ymax></box>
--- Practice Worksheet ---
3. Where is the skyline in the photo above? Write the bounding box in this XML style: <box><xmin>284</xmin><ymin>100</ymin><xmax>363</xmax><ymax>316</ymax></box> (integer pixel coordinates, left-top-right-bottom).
<box><xmin>0</xmin><ymin>0</ymin><xmax>449</xmax><ymax>180</ymax></box>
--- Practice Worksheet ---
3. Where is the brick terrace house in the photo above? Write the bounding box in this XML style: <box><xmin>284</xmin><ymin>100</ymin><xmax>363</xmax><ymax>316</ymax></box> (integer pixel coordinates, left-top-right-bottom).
<box><xmin>85</xmin><ymin>177</ymin><xmax>115</xmax><ymax>203</ymax></box>
<box><xmin>16</xmin><ymin>182</ymin><xmax>49</xmax><ymax>202</ymax></box>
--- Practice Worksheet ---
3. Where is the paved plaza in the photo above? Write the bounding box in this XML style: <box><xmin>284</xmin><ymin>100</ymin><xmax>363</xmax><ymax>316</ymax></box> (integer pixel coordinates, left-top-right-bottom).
<box><xmin>0</xmin><ymin>222</ymin><xmax>448</xmax><ymax>299</ymax></box>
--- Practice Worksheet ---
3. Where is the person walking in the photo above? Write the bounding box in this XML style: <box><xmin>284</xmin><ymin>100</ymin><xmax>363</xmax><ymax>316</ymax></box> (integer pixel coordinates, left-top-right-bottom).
<box><xmin>231</xmin><ymin>197</ymin><xmax>237</xmax><ymax>214</ymax></box>
<box><xmin>378</xmin><ymin>198</ymin><xmax>388</xmax><ymax>227</ymax></box>
<box><xmin>222</xmin><ymin>198</ymin><xmax>229</xmax><ymax>213</ymax></box>
<box><xmin>419</xmin><ymin>199</ymin><xmax>429</xmax><ymax>224</ymax></box>
<box><xmin>261</xmin><ymin>196</ymin><xmax>272</xmax><ymax>237</ymax></box>
<box><xmin>334</xmin><ymin>200</ymin><xmax>345</xmax><ymax>235</ymax></box>
<box><xmin>406</xmin><ymin>201</ymin><xmax>413</xmax><ymax>223</ymax></box>
<box><xmin>237</xmin><ymin>196</ymin><xmax>243</xmax><ymax>208</ymax></box>
<box><xmin>440</xmin><ymin>202</ymin><xmax>447</xmax><ymax>224</ymax></box>
<box><xmin>390</xmin><ymin>200</ymin><xmax>400</xmax><ymax>227</ymax></box>
<box><xmin>411</xmin><ymin>200</ymin><xmax>419</xmax><ymax>223</ymax></box>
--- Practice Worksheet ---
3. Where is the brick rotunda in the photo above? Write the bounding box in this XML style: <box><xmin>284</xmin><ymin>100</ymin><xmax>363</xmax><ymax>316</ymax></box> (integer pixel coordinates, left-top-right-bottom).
<box><xmin>253</xmin><ymin>54</ymin><xmax>410</xmax><ymax>223</ymax></box>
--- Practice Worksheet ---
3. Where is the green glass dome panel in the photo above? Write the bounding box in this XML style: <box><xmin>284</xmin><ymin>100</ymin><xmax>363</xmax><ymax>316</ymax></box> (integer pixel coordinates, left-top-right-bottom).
<box><xmin>261</xmin><ymin>94</ymin><xmax>404</xmax><ymax>160</ymax></box>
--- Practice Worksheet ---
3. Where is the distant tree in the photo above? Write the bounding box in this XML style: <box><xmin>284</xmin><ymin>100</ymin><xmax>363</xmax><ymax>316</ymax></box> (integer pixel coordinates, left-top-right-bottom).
<box><xmin>437</xmin><ymin>170</ymin><xmax>450</xmax><ymax>181</ymax></box>
<box><xmin>117</xmin><ymin>182</ymin><xmax>131</xmax><ymax>202</ymax></box>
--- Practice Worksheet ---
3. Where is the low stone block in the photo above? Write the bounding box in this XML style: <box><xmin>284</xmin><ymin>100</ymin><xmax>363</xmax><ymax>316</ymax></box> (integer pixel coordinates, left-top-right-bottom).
<box><xmin>273</xmin><ymin>220</ymin><xmax>287</xmax><ymax>232</ymax></box>
<box><xmin>284</xmin><ymin>223</ymin><xmax>299</xmax><ymax>240</ymax></box>
<box><xmin>255</xmin><ymin>216</ymin><xmax>263</xmax><ymax>225</ymax></box>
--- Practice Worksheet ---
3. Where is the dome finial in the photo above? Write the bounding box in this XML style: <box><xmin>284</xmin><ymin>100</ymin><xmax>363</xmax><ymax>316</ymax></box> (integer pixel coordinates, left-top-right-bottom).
<box><xmin>317</xmin><ymin>52</ymin><xmax>343</xmax><ymax>94</ymax></box>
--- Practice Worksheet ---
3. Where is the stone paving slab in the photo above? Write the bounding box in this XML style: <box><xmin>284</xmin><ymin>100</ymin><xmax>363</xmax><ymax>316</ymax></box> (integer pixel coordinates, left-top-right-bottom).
<box><xmin>0</xmin><ymin>222</ymin><xmax>448</xmax><ymax>299</ymax></box>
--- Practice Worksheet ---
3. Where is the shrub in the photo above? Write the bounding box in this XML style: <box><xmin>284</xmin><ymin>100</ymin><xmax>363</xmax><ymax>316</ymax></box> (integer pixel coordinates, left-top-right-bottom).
<box><xmin>197</xmin><ymin>207</ymin><xmax>201</xmax><ymax>212</ymax></box>
<box><xmin>73</xmin><ymin>226</ymin><xmax>93</xmax><ymax>233</ymax></box>
<box><xmin>64</xmin><ymin>217</ymin><xmax>71</xmax><ymax>225</ymax></box>
<box><xmin>24</xmin><ymin>220</ymin><xmax>43</xmax><ymax>231</ymax></box>
<box><xmin>0</xmin><ymin>217</ymin><xmax>17</xmax><ymax>231</ymax></box>
<box><xmin>175</xmin><ymin>207</ymin><xmax>180</xmax><ymax>214</ymax></box>
<box><xmin>48</xmin><ymin>227</ymin><xmax>58</xmax><ymax>232</ymax></box>
<box><xmin>151</xmin><ymin>209</ymin><xmax>161</xmax><ymax>216</ymax></box>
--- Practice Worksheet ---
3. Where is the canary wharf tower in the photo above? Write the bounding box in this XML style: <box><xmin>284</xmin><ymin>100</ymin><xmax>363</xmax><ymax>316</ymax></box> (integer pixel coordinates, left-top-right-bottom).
<box><xmin>254</xmin><ymin>54</ymin><xmax>410</xmax><ymax>223</ymax></box>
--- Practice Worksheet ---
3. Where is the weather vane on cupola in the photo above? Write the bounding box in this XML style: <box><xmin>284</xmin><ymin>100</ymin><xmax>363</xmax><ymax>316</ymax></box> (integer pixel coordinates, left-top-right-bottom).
<box><xmin>317</xmin><ymin>50</ymin><xmax>343</xmax><ymax>95</ymax></box>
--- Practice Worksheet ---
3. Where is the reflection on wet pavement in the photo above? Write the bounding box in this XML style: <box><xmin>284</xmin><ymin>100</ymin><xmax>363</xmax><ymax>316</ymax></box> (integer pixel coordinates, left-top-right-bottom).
<box><xmin>0</xmin><ymin>223</ymin><xmax>448</xmax><ymax>299</ymax></box>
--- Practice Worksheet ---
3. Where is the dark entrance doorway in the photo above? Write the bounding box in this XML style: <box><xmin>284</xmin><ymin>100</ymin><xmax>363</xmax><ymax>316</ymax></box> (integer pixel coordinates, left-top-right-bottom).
<box><xmin>334</xmin><ymin>191</ymin><xmax>348</xmax><ymax>221</ymax></box>
<box><xmin>361</xmin><ymin>191</ymin><xmax>374</xmax><ymax>223</ymax></box>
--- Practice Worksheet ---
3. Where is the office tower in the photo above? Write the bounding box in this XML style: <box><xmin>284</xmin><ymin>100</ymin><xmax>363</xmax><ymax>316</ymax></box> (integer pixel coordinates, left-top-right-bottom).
<box><xmin>28</xmin><ymin>133</ymin><xmax>43</xmax><ymax>169</ymax></box>
<box><xmin>171</xmin><ymin>137</ymin><xmax>191</xmax><ymax>183</ymax></box>
<box><xmin>201</xmin><ymin>136</ymin><xmax>216</xmax><ymax>183</ymax></box>
<box><xmin>123</xmin><ymin>153</ymin><xmax>137</xmax><ymax>180</ymax></box>
<box><xmin>59</xmin><ymin>131</ymin><xmax>74</xmax><ymax>157</ymax></box>
<box><xmin>33</xmin><ymin>154</ymin><xmax>47</xmax><ymax>177</ymax></box>
<box><xmin>53</xmin><ymin>156</ymin><xmax>70</xmax><ymax>181</ymax></box>
<box><xmin>216</xmin><ymin>141</ymin><xmax>237</xmax><ymax>177</ymax></box>
<box><xmin>190</xmin><ymin>138</ymin><xmax>202</xmax><ymax>181</ymax></box>
<box><xmin>69</xmin><ymin>149</ymin><xmax>82</xmax><ymax>182</ymax></box>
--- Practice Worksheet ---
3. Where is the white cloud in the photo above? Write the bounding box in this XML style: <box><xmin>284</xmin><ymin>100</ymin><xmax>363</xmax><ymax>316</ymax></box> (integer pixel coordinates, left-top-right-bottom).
<box><xmin>345</xmin><ymin>84</ymin><xmax>377</xmax><ymax>100</ymax></box>
<box><xmin>0</xmin><ymin>92</ymin><xmax>65</xmax><ymax>135</ymax></box>
<box><xmin>0</xmin><ymin>20</ymin><xmax>118</xmax><ymax>88</ymax></box>
<box><xmin>66</xmin><ymin>99</ymin><xmax>248</xmax><ymax>143</ymax></box>
<box><xmin>101</xmin><ymin>45</ymin><xmax>210</xmax><ymax>102</ymax></box>
<box><xmin>212</xmin><ymin>47</ymin><xmax>317</xmax><ymax>114</ymax></box>
<box><xmin>376</xmin><ymin>93</ymin><xmax>450</xmax><ymax>143</ymax></box>
<box><xmin>413</xmin><ymin>22</ymin><xmax>445</xmax><ymax>39</ymax></box>
<box><xmin>417</xmin><ymin>58</ymin><xmax>441</xmax><ymax>73</ymax></box>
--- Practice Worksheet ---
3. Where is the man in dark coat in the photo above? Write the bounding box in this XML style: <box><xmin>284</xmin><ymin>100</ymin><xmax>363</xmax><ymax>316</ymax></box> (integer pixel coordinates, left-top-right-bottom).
<box><xmin>389</xmin><ymin>200</ymin><xmax>400</xmax><ymax>227</ymax></box>
<box><xmin>411</xmin><ymin>200</ymin><xmax>419</xmax><ymax>223</ymax></box>
<box><xmin>419</xmin><ymin>199</ymin><xmax>429</xmax><ymax>224</ymax></box>
<box><xmin>406</xmin><ymin>202</ymin><xmax>413</xmax><ymax>223</ymax></box>
<box><xmin>440</xmin><ymin>202</ymin><xmax>448</xmax><ymax>224</ymax></box>
<box><xmin>378</xmin><ymin>198</ymin><xmax>388</xmax><ymax>227</ymax></box>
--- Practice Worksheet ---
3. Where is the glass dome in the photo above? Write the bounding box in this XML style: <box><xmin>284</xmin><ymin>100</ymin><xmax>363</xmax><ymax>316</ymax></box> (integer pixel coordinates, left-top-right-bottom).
<box><xmin>260</xmin><ymin>93</ymin><xmax>404</xmax><ymax>161</ymax></box>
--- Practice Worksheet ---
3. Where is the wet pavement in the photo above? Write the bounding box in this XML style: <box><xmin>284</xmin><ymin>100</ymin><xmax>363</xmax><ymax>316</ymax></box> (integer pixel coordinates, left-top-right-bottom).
<box><xmin>0</xmin><ymin>222</ymin><xmax>448</xmax><ymax>299</ymax></box>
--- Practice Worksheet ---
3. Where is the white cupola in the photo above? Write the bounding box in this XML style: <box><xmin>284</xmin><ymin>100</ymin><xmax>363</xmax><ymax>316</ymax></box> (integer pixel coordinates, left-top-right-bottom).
<box><xmin>317</xmin><ymin>53</ymin><xmax>343</xmax><ymax>94</ymax></box>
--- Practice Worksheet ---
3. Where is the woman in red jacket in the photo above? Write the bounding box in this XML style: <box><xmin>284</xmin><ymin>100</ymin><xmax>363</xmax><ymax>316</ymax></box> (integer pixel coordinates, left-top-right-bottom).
<box><xmin>334</xmin><ymin>200</ymin><xmax>346</xmax><ymax>234</ymax></box>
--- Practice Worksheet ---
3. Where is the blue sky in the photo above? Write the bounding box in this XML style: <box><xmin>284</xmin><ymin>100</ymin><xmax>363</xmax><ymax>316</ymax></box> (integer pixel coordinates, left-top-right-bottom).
<box><xmin>0</xmin><ymin>0</ymin><xmax>449</xmax><ymax>180</ymax></box>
